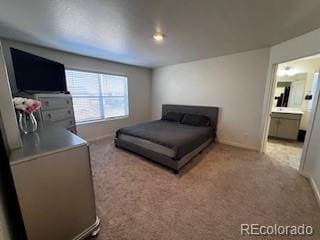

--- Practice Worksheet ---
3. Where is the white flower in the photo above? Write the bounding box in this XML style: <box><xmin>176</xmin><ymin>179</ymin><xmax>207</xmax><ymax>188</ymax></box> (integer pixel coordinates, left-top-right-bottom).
<box><xmin>13</xmin><ymin>97</ymin><xmax>27</xmax><ymax>105</ymax></box>
<box><xmin>15</xmin><ymin>104</ymin><xmax>27</xmax><ymax>111</ymax></box>
<box><xmin>25</xmin><ymin>99</ymin><xmax>34</xmax><ymax>107</ymax></box>
<box><xmin>13</xmin><ymin>97</ymin><xmax>41</xmax><ymax>113</ymax></box>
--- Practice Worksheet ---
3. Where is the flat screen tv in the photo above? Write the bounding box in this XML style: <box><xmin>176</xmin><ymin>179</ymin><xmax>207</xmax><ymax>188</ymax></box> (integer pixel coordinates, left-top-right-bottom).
<box><xmin>10</xmin><ymin>48</ymin><xmax>67</xmax><ymax>92</ymax></box>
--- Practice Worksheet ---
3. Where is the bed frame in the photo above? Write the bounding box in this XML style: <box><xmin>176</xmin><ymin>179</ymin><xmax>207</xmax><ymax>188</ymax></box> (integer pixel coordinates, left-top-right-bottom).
<box><xmin>115</xmin><ymin>104</ymin><xmax>219</xmax><ymax>173</ymax></box>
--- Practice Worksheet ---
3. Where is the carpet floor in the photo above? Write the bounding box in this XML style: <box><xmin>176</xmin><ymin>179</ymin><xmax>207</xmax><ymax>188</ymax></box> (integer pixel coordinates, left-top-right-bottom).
<box><xmin>89</xmin><ymin>138</ymin><xmax>320</xmax><ymax>240</ymax></box>
<box><xmin>266</xmin><ymin>138</ymin><xmax>303</xmax><ymax>170</ymax></box>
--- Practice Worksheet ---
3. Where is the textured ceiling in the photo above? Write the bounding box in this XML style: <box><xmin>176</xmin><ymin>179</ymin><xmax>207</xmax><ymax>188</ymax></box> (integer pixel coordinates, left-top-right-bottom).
<box><xmin>1</xmin><ymin>0</ymin><xmax>320</xmax><ymax>68</ymax></box>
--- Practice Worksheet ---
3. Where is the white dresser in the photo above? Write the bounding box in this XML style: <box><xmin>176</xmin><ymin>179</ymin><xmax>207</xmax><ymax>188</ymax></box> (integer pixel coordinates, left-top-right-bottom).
<box><xmin>9</xmin><ymin>127</ymin><xmax>100</xmax><ymax>239</ymax></box>
<box><xmin>34</xmin><ymin>93</ymin><xmax>77</xmax><ymax>134</ymax></box>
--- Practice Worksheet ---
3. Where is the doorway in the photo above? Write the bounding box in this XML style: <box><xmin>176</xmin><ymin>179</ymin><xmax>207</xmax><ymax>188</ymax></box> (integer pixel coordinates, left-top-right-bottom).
<box><xmin>263</xmin><ymin>54</ymin><xmax>320</xmax><ymax>170</ymax></box>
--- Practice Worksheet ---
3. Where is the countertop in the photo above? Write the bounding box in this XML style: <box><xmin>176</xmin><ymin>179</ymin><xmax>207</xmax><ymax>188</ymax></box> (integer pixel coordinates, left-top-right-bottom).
<box><xmin>10</xmin><ymin>126</ymin><xmax>87</xmax><ymax>165</ymax></box>
<box><xmin>271</xmin><ymin>107</ymin><xmax>304</xmax><ymax>115</ymax></box>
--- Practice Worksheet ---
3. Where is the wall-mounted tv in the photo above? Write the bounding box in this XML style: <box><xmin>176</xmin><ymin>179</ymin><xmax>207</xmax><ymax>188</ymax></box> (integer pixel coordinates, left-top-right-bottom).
<box><xmin>10</xmin><ymin>48</ymin><xmax>67</xmax><ymax>92</ymax></box>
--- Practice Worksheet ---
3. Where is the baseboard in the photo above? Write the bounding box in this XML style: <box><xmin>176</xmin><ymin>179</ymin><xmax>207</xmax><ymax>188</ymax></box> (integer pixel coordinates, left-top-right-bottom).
<box><xmin>298</xmin><ymin>170</ymin><xmax>309</xmax><ymax>179</ymax></box>
<box><xmin>217</xmin><ymin>139</ymin><xmax>259</xmax><ymax>151</ymax></box>
<box><xmin>299</xmin><ymin>170</ymin><xmax>320</xmax><ymax>207</ymax></box>
<box><xmin>87</xmin><ymin>133</ymin><xmax>115</xmax><ymax>143</ymax></box>
<box><xmin>309</xmin><ymin>176</ymin><xmax>320</xmax><ymax>207</ymax></box>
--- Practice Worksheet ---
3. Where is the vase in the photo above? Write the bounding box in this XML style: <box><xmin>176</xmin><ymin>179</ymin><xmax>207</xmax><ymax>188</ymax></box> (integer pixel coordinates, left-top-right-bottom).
<box><xmin>18</xmin><ymin>112</ymin><xmax>38</xmax><ymax>134</ymax></box>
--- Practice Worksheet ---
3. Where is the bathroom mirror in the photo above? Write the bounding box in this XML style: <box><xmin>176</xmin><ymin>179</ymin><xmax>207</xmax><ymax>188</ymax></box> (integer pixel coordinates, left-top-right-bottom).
<box><xmin>273</xmin><ymin>73</ymin><xmax>307</xmax><ymax>108</ymax></box>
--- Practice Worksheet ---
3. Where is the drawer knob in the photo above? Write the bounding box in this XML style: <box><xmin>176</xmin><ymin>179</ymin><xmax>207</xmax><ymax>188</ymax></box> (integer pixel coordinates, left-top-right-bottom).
<box><xmin>68</xmin><ymin>110</ymin><xmax>71</xmax><ymax>114</ymax></box>
<box><xmin>70</xmin><ymin>121</ymin><xmax>73</xmax><ymax>124</ymax></box>
<box><xmin>66</xmin><ymin>100</ymin><xmax>70</xmax><ymax>104</ymax></box>
<box><xmin>47</xmin><ymin>113</ymin><xmax>52</xmax><ymax>119</ymax></box>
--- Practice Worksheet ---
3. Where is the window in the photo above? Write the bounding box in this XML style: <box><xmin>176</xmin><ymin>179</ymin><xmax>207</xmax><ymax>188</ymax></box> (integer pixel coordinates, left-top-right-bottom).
<box><xmin>65</xmin><ymin>69</ymin><xmax>129</xmax><ymax>123</ymax></box>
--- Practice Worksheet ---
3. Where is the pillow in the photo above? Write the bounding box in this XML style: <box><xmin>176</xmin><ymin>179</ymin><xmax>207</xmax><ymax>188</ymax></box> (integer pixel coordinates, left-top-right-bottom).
<box><xmin>181</xmin><ymin>114</ymin><xmax>211</xmax><ymax>127</ymax></box>
<box><xmin>162</xmin><ymin>112</ymin><xmax>185</xmax><ymax>122</ymax></box>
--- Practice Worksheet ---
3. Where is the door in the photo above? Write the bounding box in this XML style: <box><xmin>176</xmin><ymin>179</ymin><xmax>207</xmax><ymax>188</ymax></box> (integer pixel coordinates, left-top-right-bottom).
<box><xmin>288</xmin><ymin>80</ymin><xmax>306</xmax><ymax>108</ymax></box>
<box><xmin>300</xmin><ymin>69</ymin><xmax>320</xmax><ymax>172</ymax></box>
<box><xmin>303</xmin><ymin>90</ymin><xmax>320</xmax><ymax>179</ymax></box>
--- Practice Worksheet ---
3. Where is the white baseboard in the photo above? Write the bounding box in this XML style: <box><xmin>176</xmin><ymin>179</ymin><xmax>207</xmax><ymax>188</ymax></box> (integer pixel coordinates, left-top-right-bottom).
<box><xmin>309</xmin><ymin>176</ymin><xmax>320</xmax><ymax>207</ymax></box>
<box><xmin>299</xmin><ymin>171</ymin><xmax>320</xmax><ymax>207</ymax></box>
<box><xmin>87</xmin><ymin>133</ymin><xmax>115</xmax><ymax>143</ymax></box>
<box><xmin>217</xmin><ymin>139</ymin><xmax>259</xmax><ymax>151</ymax></box>
<box><xmin>298</xmin><ymin>170</ymin><xmax>309</xmax><ymax>179</ymax></box>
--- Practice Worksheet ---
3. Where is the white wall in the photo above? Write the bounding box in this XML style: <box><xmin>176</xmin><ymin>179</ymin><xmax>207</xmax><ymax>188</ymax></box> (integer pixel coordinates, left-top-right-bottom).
<box><xmin>0</xmin><ymin>42</ymin><xmax>21</xmax><ymax>150</ymax></box>
<box><xmin>262</xmin><ymin>28</ymin><xmax>320</xmax><ymax>204</ymax></box>
<box><xmin>152</xmin><ymin>48</ymin><xmax>270</xmax><ymax>150</ymax></box>
<box><xmin>1</xmin><ymin>39</ymin><xmax>152</xmax><ymax>141</ymax></box>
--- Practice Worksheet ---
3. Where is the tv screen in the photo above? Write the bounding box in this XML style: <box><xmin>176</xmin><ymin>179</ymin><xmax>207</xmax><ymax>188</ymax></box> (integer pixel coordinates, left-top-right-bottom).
<box><xmin>10</xmin><ymin>48</ymin><xmax>67</xmax><ymax>92</ymax></box>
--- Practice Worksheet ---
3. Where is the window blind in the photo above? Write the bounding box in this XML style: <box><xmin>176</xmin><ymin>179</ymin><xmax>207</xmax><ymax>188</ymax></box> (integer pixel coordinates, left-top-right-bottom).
<box><xmin>65</xmin><ymin>69</ymin><xmax>129</xmax><ymax>123</ymax></box>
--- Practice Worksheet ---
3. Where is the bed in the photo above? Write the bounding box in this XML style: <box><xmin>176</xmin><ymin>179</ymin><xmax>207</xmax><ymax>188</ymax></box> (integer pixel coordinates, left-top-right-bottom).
<box><xmin>114</xmin><ymin>104</ymin><xmax>219</xmax><ymax>173</ymax></box>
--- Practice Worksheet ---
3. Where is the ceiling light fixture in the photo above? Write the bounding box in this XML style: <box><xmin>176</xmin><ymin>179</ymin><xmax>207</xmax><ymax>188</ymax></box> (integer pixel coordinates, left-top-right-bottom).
<box><xmin>153</xmin><ymin>32</ymin><xmax>165</xmax><ymax>41</ymax></box>
<box><xmin>277</xmin><ymin>67</ymin><xmax>297</xmax><ymax>77</ymax></box>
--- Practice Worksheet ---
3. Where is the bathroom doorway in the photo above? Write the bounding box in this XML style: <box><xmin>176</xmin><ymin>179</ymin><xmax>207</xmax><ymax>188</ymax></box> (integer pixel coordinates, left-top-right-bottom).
<box><xmin>264</xmin><ymin>54</ymin><xmax>320</xmax><ymax>170</ymax></box>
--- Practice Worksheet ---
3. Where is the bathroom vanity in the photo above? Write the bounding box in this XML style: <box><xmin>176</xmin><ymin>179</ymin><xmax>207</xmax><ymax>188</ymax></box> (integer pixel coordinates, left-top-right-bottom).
<box><xmin>269</xmin><ymin>108</ymin><xmax>303</xmax><ymax>140</ymax></box>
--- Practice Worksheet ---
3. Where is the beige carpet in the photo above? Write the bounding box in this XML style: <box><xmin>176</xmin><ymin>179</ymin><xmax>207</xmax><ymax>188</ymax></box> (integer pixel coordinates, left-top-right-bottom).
<box><xmin>266</xmin><ymin>138</ymin><xmax>303</xmax><ymax>170</ymax></box>
<box><xmin>89</xmin><ymin>138</ymin><xmax>320</xmax><ymax>240</ymax></box>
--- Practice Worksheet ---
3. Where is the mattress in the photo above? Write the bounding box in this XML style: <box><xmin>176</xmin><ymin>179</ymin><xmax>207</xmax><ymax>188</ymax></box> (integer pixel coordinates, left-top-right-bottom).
<box><xmin>116</xmin><ymin>120</ymin><xmax>214</xmax><ymax>159</ymax></box>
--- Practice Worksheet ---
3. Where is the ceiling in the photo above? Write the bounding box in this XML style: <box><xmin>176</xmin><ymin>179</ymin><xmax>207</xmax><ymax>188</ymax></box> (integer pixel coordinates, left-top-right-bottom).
<box><xmin>1</xmin><ymin>0</ymin><xmax>320</xmax><ymax>68</ymax></box>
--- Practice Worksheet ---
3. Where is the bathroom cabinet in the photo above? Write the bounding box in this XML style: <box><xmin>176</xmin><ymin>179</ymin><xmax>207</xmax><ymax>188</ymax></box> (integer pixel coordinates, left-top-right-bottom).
<box><xmin>269</xmin><ymin>112</ymin><xmax>303</xmax><ymax>140</ymax></box>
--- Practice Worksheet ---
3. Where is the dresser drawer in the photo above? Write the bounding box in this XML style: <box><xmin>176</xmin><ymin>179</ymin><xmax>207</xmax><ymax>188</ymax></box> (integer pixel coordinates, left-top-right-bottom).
<box><xmin>39</xmin><ymin>97</ymin><xmax>73</xmax><ymax>110</ymax></box>
<box><xmin>42</xmin><ymin>108</ymin><xmax>74</xmax><ymax>122</ymax></box>
<box><xmin>49</xmin><ymin>118</ymin><xmax>75</xmax><ymax>129</ymax></box>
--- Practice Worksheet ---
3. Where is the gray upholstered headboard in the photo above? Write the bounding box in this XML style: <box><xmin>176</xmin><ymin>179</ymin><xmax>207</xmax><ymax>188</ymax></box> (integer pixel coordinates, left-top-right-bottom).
<box><xmin>162</xmin><ymin>104</ymin><xmax>219</xmax><ymax>131</ymax></box>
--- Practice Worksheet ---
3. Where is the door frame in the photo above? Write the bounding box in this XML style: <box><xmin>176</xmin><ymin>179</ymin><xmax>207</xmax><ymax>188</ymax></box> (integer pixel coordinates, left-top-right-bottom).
<box><xmin>299</xmin><ymin>70</ymin><xmax>320</xmax><ymax>172</ymax></box>
<box><xmin>260</xmin><ymin>63</ymin><xmax>278</xmax><ymax>153</ymax></box>
<box><xmin>260</xmin><ymin>59</ymin><xmax>320</xmax><ymax>174</ymax></box>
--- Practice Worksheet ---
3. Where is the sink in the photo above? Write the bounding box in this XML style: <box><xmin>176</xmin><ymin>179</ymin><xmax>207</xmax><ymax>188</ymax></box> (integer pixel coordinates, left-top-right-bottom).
<box><xmin>272</xmin><ymin>107</ymin><xmax>304</xmax><ymax>115</ymax></box>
